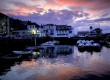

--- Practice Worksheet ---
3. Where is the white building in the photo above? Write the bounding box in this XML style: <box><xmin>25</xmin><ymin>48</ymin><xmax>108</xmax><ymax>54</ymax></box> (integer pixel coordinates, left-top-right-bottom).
<box><xmin>12</xmin><ymin>22</ymin><xmax>42</xmax><ymax>39</ymax></box>
<box><xmin>12</xmin><ymin>23</ymin><xmax>74</xmax><ymax>39</ymax></box>
<box><xmin>42</xmin><ymin>24</ymin><xmax>74</xmax><ymax>38</ymax></box>
<box><xmin>41</xmin><ymin>24</ymin><xmax>55</xmax><ymax>37</ymax></box>
<box><xmin>55</xmin><ymin>25</ymin><xmax>74</xmax><ymax>38</ymax></box>
<box><xmin>77</xmin><ymin>31</ymin><xmax>89</xmax><ymax>37</ymax></box>
<box><xmin>89</xmin><ymin>26</ymin><xmax>102</xmax><ymax>36</ymax></box>
<box><xmin>27</xmin><ymin>23</ymin><xmax>42</xmax><ymax>37</ymax></box>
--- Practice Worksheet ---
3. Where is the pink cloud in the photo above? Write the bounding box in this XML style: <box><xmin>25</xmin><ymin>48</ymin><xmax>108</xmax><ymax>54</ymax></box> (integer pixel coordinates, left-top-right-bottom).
<box><xmin>55</xmin><ymin>0</ymin><xmax>110</xmax><ymax>15</ymax></box>
<box><xmin>0</xmin><ymin>0</ymin><xmax>110</xmax><ymax>32</ymax></box>
<box><xmin>1</xmin><ymin>0</ymin><xmax>110</xmax><ymax>16</ymax></box>
<box><xmin>0</xmin><ymin>0</ymin><xmax>43</xmax><ymax>15</ymax></box>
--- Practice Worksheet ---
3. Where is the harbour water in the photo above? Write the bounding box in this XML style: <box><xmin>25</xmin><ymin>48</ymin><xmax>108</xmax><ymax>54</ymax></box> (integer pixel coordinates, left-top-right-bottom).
<box><xmin>0</xmin><ymin>45</ymin><xmax>110</xmax><ymax>80</ymax></box>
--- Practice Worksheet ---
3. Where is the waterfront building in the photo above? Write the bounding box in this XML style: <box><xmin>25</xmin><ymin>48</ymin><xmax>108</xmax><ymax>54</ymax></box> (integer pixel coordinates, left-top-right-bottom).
<box><xmin>27</xmin><ymin>22</ymin><xmax>41</xmax><ymax>37</ymax></box>
<box><xmin>77</xmin><ymin>31</ymin><xmax>89</xmax><ymax>37</ymax></box>
<box><xmin>41</xmin><ymin>24</ymin><xmax>56</xmax><ymax>37</ymax></box>
<box><xmin>42</xmin><ymin>24</ymin><xmax>74</xmax><ymax>38</ymax></box>
<box><xmin>12</xmin><ymin>30</ymin><xmax>32</xmax><ymax>39</ymax></box>
<box><xmin>89</xmin><ymin>26</ymin><xmax>102</xmax><ymax>37</ymax></box>
<box><xmin>12</xmin><ymin>22</ymin><xmax>41</xmax><ymax>39</ymax></box>
<box><xmin>55</xmin><ymin>25</ymin><xmax>74</xmax><ymax>38</ymax></box>
<box><xmin>77</xmin><ymin>26</ymin><xmax>102</xmax><ymax>37</ymax></box>
<box><xmin>0</xmin><ymin>13</ymin><xmax>10</xmax><ymax>35</ymax></box>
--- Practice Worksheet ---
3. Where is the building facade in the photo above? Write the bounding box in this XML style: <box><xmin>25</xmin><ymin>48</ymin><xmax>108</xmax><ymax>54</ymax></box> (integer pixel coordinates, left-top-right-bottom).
<box><xmin>42</xmin><ymin>24</ymin><xmax>74</xmax><ymax>38</ymax></box>
<box><xmin>77</xmin><ymin>31</ymin><xmax>89</xmax><ymax>37</ymax></box>
<box><xmin>0</xmin><ymin>13</ymin><xmax>10</xmax><ymax>34</ymax></box>
<box><xmin>89</xmin><ymin>26</ymin><xmax>102</xmax><ymax>37</ymax></box>
<box><xmin>12</xmin><ymin>22</ymin><xmax>41</xmax><ymax>39</ymax></box>
<box><xmin>55</xmin><ymin>25</ymin><xmax>73</xmax><ymax>38</ymax></box>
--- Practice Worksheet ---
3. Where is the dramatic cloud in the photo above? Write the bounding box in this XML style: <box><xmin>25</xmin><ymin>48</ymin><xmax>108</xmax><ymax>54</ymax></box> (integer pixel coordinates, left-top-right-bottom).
<box><xmin>9</xmin><ymin>9</ymin><xmax>89</xmax><ymax>25</ymax></box>
<box><xmin>0</xmin><ymin>0</ymin><xmax>110</xmax><ymax>33</ymax></box>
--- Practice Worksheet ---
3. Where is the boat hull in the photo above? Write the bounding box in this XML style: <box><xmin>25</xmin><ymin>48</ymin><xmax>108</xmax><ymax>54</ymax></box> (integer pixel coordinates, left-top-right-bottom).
<box><xmin>13</xmin><ymin>51</ymin><xmax>32</xmax><ymax>54</ymax></box>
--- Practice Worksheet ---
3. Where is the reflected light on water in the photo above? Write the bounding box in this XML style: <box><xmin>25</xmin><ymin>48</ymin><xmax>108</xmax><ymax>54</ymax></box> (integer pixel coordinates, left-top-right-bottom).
<box><xmin>0</xmin><ymin>46</ymin><xmax>110</xmax><ymax>80</ymax></box>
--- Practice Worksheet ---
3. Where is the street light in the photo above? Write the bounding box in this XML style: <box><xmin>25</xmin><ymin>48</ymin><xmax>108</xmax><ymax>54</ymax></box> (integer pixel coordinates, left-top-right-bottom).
<box><xmin>32</xmin><ymin>30</ymin><xmax>36</xmax><ymax>35</ymax></box>
<box><xmin>32</xmin><ymin>29</ymin><xmax>36</xmax><ymax>46</ymax></box>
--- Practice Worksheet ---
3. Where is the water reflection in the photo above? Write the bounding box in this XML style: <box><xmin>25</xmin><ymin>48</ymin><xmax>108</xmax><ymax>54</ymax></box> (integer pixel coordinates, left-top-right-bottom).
<box><xmin>0</xmin><ymin>46</ymin><xmax>110</xmax><ymax>80</ymax></box>
<box><xmin>32</xmin><ymin>45</ymin><xmax>74</xmax><ymax>58</ymax></box>
<box><xmin>77</xmin><ymin>46</ymin><xmax>102</xmax><ymax>53</ymax></box>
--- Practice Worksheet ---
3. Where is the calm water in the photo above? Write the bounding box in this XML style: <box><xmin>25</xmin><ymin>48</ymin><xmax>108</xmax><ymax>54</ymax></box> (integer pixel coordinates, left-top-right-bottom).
<box><xmin>0</xmin><ymin>45</ymin><xmax>110</xmax><ymax>80</ymax></box>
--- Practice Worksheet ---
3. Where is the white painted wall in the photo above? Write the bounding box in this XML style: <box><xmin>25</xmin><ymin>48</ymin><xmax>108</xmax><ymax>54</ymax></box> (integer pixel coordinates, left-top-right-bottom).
<box><xmin>42</xmin><ymin>24</ymin><xmax>74</xmax><ymax>38</ymax></box>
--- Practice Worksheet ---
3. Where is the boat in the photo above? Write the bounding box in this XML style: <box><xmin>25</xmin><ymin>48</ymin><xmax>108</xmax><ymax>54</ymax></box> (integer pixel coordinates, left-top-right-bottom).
<box><xmin>92</xmin><ymin>43</ymin><xmax>100</xmax><ymax>47</ymax></box>
<box><xmin>76</xmin><ymin>40</ymin><xmax>82</xmax><ymax>45</ymax></box>
<box><xmin>78</xmin><ymin>43</ymin><xmax>85</xmax><ymax>48</ymax></box>
<box><xmin>78</xmin><ymin>42</ymin><xmax>100</xmax><ymax>48</ymax></box>
<box><xmin>26</xmin><ymin>46</ymin><xmax>37</xmax><ymax>49</ymax></box>
<box><xmin>12</xmin><ymin>49</ymin><xmax>33</xmax><ymax>54</ymax></box>
<box><xmin>77</xmin><ymin>40</ymin><xmax>101</xmax><ymax>51</ymax></box>
<box><xmin>41</xmin><ymin>41</ymin><xmax>59</xmax><ymax>46</ymax></box>
<box><xmin>84</xmin><ymin>42</ymin><xmax>92</xmax><ymax>47</ymax></box>
<box><xmin>0</xmin><ymin>55</ymin><xmax>21</xmax><ymax>59</ymax></box>
<box><xmin>77</xmin><ymin>43</ymin><xmax>85</xmax><ymax>52</ymax></box>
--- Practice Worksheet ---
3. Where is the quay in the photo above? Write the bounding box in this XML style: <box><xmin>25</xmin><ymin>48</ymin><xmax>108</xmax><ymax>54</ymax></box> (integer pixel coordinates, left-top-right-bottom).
<box><xmin>0</xmin><ymin>36</ymin><xmax>106</xmax><ymax>54</ymax></box>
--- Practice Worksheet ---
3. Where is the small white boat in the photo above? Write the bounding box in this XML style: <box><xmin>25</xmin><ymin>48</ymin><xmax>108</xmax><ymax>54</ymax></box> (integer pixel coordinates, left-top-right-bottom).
<box><xmin>26</xmin><ymin>46</ymin><xmax>38</xmax><ymax>50</ymax></box>
<box><xmin>78</xmin><ymin>43</ymin><xmax>85</xmax><ymax>47</ymax></box>
<box><xmin>89</xmin><ymin>40</ymin><xmax>94</xmax><ymax>43</ymax></box>
<box><xmin>92</xmin><ymin>43</ymin><xmax>100</xmax><ymax>47</ymax></box>
<box><xmin>13</xmin><ymin>49</ymin><xmax>33</xmax><ymax>54</ymax></box>
<box><xmin>77</xmin><ymin>40</ymin><xmax>100</xmax><ymax>48</ymax></box>
<box><xmin>41</xmin><ymin>41</ymin><xmax>59</xmax><ymax>46</ymax></box>
<box><xmin>84</xmin><ymin>42</ymin><xmax>92</xmax><ymax>47</ymax></box>
<box><xmin>82</xmin><ymin>40</ymin><xmax>86</xmax><ymax>43</ymax></box>
<box><xmin>77</xmin><ymin>40</ymin><xmax>82</xmax><ymax>44</ymax></box>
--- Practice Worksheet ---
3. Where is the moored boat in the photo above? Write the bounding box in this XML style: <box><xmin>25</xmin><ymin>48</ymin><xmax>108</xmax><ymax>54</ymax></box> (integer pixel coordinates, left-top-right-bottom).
<box><xmin>12</xmin><ymin>49</ymin><xmax>33</xmax><ymax>54</ymax></box>
<box><xmin>0</xmin><ymin>55</ymin><xmax>21</xmax><ymax>59</ymax></box>
<box><xmin>41</xmin><ymin>41</ymin><xmax>59</xmax><ymax>46</ymax></box>
<box><xmin>77</xmin><ymin>40</ymin><xmax>101</xmax><ymax>51</ymax></box>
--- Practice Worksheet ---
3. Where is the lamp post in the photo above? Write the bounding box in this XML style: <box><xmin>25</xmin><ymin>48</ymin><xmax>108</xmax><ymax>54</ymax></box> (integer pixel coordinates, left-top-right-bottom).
<box><xmin>32</xmin><ymin>30</ymin><xmax>37</xmax><ymax>46</ymax></box>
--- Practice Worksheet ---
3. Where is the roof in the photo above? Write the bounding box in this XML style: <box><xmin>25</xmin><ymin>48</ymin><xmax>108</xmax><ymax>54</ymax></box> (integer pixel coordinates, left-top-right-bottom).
<box><xmin>78</xmin><ymin>31</ymin><xmax>89</xmax><ymax>34</ymax></box>
<box><xmin>56</xmin><ymin>25</ymin><xmax>71</xmax><ymax>30</ymax></box>
<box><xmin>94</xmin><ymin>28</ymin><xmax>102</xmax><ymax>31</ymax></box>
<box><xmin>12</xmin><ymin>30</ymin><xmax>29</xmax><ymax>32</ymax></box>
<box><xmin>44</xmin><ymin>24</ymin><xmax>55</xmax><ymax>26</ymax></box>
<box><xmin>27</xmin><ymin>22</ymin><xmax>40</xmax><ymax>28</ymax></box>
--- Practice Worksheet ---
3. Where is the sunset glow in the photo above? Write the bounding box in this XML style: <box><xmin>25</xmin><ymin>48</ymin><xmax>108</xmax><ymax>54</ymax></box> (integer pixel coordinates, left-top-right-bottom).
<box><xmin>0</xmin><ymin>0</ymin><xmax>110</xmax><ymax>33</ymax></box>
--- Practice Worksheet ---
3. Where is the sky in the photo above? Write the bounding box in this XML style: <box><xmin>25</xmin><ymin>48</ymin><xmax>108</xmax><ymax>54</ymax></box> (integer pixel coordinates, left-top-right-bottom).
<box><xmin>0</xmin><ymin>0</ymin><xmax>110</xmax><ymax>33</ymax></box>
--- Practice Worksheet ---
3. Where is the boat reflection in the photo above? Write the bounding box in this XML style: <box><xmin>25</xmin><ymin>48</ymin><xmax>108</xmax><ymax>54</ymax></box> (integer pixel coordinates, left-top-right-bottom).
<box><xmin>77</xmin><ymin>45</ymin><xmax>102</xmax><ymax>52</ymax></box>
<box><xmin>0</xmin><ymin>45</ymin><xmax>74</xmax><ymax>76</ymax></box>
<box><xmin>0</xmin><ymin>46</ymin><xmax>110</xmax><ymax>80</ymax></box>
<box><xmin>32</xmin><ymin>45</ymin><xmax>74</xmax><ymax>58</ymax></box>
